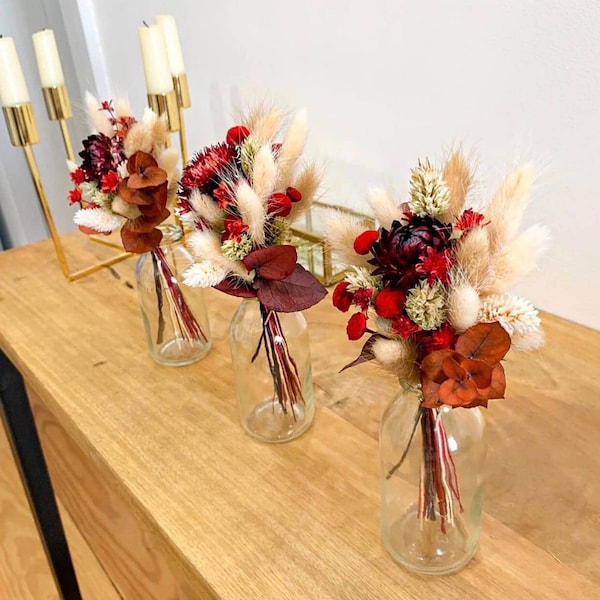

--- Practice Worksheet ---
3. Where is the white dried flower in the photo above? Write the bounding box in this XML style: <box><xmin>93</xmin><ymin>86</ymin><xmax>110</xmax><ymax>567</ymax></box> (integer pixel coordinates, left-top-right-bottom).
<box><xmin>73</xmin><ymin>208</ymin><xmax>124</xmax><ymax>233</ymax></box>
<box><xmin>408</xmin><ymin>158</ymin><xmax>450</xmax><ymax>218</ymax></box>
<box><xmin>221</xmin><ymin>234</ymin><xmax>253</xmax><ymax>261</ymax></box>
<box><xmin>405</xmin><ymin>280</ymin><xmax>446</xmax><ymax>330</ymax></box>
<box><xmin>479</xmin><ymin>294</ymin><xmax>541</xmax><ymax>335</ymax></box>
<box><xmin>183</xmin><ymin>262</ymin><xmax>229</xmax><ymax>288</ymax></box>
<box><xmin>344</xmin><ymin>266</ymin><xmax>380</xmax><ymax>292</ymax></box>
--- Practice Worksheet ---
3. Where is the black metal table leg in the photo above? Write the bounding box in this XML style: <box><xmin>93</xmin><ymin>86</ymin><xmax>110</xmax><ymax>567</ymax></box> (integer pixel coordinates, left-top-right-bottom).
<box><xmin>0</xmin><ymin>350</ymin><xmax>82</xmax><ymax>600</ymax></box>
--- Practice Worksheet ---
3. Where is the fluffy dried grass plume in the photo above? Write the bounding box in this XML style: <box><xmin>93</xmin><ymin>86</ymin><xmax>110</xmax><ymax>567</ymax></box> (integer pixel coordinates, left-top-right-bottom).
<box><xmin>84</xmin><ymin>92</ymin><xmax>112</xmax><ymax>136</ymax></box>
<box><xmin>236</xmin><ymin>182</ymin><xmax>266</xmax><ymax>244</ymax></box>
<box><xmin>114</xmin><ymin>98</ymin><xmax>132</xmax><ymax>118</ymax></box>
<box><xmin>367</xmin><ymin>187</ymin><xmax>400</xmax><ymax>229</ymax></box>
<box><xmin>439</xmin><ymin>148</ymin><xmax>473</xmax><ymax>222</ymax></box>
<box><xmin>447</xmin><ymin>282</ymin><xmax>481</xmax><ymax>332</ymax></box>
<box><xmin>189</xmin><ymin>190</ymin><xmax>223</xmax><ymax>225</ymax></box>
<box><xmin>187</xmin><ymin>230</ymin><xmax>251</xmax><ymax>280</ymax></box>
<box><xmin>123</xmin><ymin>109</ymin><xmax>169</xmax><ymax>157</ymax></box>
<box><xmin>484</xmin><ymin>164</ymin><xmax>533</xmax><ymax>252</ymax></box>
<box><xmin>289</xmin><ymin>163</ymin><xmax>322</xmax><ymax>221</ymax></box>
<box><xmin>241</xmin><ymin>102</ymin><xmax>284</xmax><ymax>144</ymax></box>
<box><xmin>276</xmin><ymin>109</ymin><xmax>308</xmax><ymax>189</ymax></box>
<box><xmin>252</xmin><ymin>145</ymin><xmax>277</xmax><ymax>199</ymax></box>
<box><xmin>111</xmin><ymin>196</ymin><xmax>141</xmax><ymax>220</ymax></box>
<box><xmin>454</xmin><ymin>227</ymin><xmax>491</xmax><ymax>291</ymax></box>
<box><xmin>325</xmin><ymin>210</ymin><xmax>373</xmax><ymax>269</ymax></box>
<box><xmin>484</xmin><ymin>224</ymin><xmax>550</xmax><ymax>293</ymax></box>
<box><xmin>157</xmin><ymin>147</ymin><xmax>180</xmax><ymax>184</ymax></box>
<box><xmin>372</xmin><ymin>338</ymin><xmax>418</xmax><ymax>383</ymax></box>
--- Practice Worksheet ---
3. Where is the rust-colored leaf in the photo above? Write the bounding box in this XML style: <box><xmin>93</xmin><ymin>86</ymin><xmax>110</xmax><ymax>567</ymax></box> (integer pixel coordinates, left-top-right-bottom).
<box><xmin>120</xmin><ymin>227</ymin><xmax>163</xmax><ymax>253</ymax></box>
<box><xmin>439</xmin><ymin>378</ymin><xmax>479</xmax><ymax>407</ymax></box>
<box><xmin>118</xmin><ymin>180</ymin><xmax>152</xmax><ymax>205</ymax></box>
<box><xmin>478</xmin><ymin>362</ymin><xmax>506</xmax><ymax>401</ymax></box>
<box><xmin>442</xmin><ymin>356</ymin><xmax>465</xmax><ymax>380</ymax></box>
<box><xmin>460</xmin><ymin>358</ymin><xmax>492</xmax><ymax>389</ymax></box>
<box><xmin>421</xmin><ymin>349</ymin><xmax>460</xmax><ymax>384</ymax></box>
<box><xmin>455</xmin><ymin>322</ymin><xmax>511</xmax><ymax>364</ymax></box>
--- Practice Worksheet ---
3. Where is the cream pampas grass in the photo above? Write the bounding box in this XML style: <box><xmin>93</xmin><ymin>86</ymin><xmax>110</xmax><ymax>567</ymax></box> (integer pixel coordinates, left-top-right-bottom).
<box><xmin>183</xmin><ymin>261</ymin><xmax>229</xmax><ymax>288</ymax></box>
<box><xmin>188</xmin><ymin>190</ymin><xmax>223</xmax><ymax>225</ymax></box>
<box><xmin>114</xmin><ymin>98</ymin><xmax>132</xmax><ymax>118</ymax></box>
<box><xmin>372</xmin><ymin>338</ymin><xmax>418</xmax><ymax>383</ymax></box>
<box><xmin>276</xmin><ymin>109</ymin><xmax>308</xmax><ymax>189</ymax></box>
<box><xmin>252</xmin><ymin>145</ymin><xmax>277</xmax><ymax>199</ymax></box>
<box><xmin>84</xmin><ymin>92</ymin><xmax>112</xmax><ymax>136</ymax></box>
<box><xmin>289</xmin><ymin>163</ymin><xmax>322</xmax><ymax>221</ymax></box>
<box><xmin>447</xmin><ymin>282</ymin><xmax>481</xmax><ymax>332</ymax></box>
<box><xmin>325</xmin><ymin>210</ymin><xmax>373</xmax><ymax>269</ymax></box>
<box><xmin>367</xmin><ymin>187</ymin><xmax>400</xmax><ymax>229</ymax></box>
<box><xmin>236</xmin><ymin>182</ymin><xmax>267</xmax><ymax>245</ymax></box>
<box><xmin>187</xmin><ymin>230</ymin><xmax>251</xmax><ymax>280</ymax></box>
<box><xmin>484</xmin><ymin>164</ymin><xmax>533</xmax><ymax>251</ymax></box>
<box><xmin>242</xmin><ymin>103</ymin><xmax>284</xmax><ymax>144</ymax></box>
<box><xmin>66</xmin><ymin>159</ymin><xmax>78</xmax><ymax>173</ymax></box>
<box><xmin>439</xmin><ymin>149</ymin><xmax>473</xmax><ymax>222</ymax></box>
<box><xmin>74</xmin><ymin>207</ymin><xmax>124</xmax><ymax>232</ymax></box>
<box><xmin>484</xmin><ymin>224</ymin><xmax>550</xmax><ymax>293</ymax></box>
<box><xmin>111</xmin><ymin>197</ymin><xmax>141</xmax><ymax>220</ymax></box>
<box><xmin>157</xmin><ymin>147</ymin><xmax>180</xmax><ymax>184</ymax></box>
<box><xmin>454</xmin><ymin>227</ymin><xmax>491</xmax><ymax>291</ymax></box>
<box><xmin>124</xmin><ymin>108</ymin><xmax>169</xmax><ymax>157</ymax></box>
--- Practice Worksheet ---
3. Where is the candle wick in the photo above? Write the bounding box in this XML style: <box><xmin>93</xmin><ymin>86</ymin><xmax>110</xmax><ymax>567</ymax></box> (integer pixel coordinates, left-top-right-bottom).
<box><xmin>143</xmin><ymin>20</ymin><xmax>150</xmax><ymax>27</ymax></box>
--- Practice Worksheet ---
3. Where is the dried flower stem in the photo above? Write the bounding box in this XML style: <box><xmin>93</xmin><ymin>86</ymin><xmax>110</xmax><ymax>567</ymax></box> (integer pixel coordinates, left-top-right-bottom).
<box><xmin>252</xmin><ymin>303</ymin><xmax>304</xmax><ymax>416</ymax></box>
<box><xmin>152</xmin><ymin>248</ymin><xmax>209</xmax><ymax>345</ymax></box>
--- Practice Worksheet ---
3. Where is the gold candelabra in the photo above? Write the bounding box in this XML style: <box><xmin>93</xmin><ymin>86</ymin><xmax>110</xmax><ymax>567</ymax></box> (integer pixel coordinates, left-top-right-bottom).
<box><xmin>2</xmin><ymin>100</ymin><xmax>132</xmax><ymax>281</ymax></box>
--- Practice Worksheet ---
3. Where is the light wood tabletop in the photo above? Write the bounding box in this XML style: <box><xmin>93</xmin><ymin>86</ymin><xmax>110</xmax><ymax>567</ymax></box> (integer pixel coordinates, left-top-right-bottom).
<box><xmin>0</xmin><ymin>233</ymin><xmax>598</xmax><ymax>599</ymax></box>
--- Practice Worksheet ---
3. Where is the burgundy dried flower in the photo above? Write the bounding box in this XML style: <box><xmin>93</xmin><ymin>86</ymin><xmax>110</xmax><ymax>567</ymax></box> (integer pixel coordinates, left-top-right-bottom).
<box><xmin>369</xmin><ymin>216</ymin><xmax>453</xmax><ymax>290</ymax></box>
<box><xmin>79</xmin><ymin>133</ymin><xmax>118</xmax><ymax>180</ymax></box>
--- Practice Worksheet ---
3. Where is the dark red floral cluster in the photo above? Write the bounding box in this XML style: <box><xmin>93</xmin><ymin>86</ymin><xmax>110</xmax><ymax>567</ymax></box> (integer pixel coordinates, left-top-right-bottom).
<box><xmin>179</xmin><ymin>123</ymin><xmax>326</xmax><ymax>313</ymax></box>
<box><xmin>67</xmin><ymin>101</ymin><xmax>135</xmax><ymax>208</ymax></box>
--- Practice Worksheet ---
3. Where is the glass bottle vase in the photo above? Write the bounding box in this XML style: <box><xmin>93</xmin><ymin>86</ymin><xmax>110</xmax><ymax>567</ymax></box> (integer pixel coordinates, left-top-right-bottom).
<box><xmin>380</xmin><ymin>386</ymin><xmax>486</xmax><ymax>575</ymax></box>
<box><xmin>229</xmin><ymin>298</ymin><xmax>315</xmax><ymax>443</ymax></box>
<box><xmin>136</xmin><ymin>225</ymin><xmax>212</xmax><ymax>366</ymax></box>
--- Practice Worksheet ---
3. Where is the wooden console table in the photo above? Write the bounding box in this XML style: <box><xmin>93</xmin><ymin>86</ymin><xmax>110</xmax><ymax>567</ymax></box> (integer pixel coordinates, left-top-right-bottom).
<box><xmin>0</xmin><ymin>233</ymin><xmax>598</xmax><ymax>599</ymax></box>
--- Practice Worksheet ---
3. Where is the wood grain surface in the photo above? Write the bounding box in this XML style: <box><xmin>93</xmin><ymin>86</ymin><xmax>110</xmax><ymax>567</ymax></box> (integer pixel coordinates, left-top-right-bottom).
<box><xmin>0</xmin><ymin>411</ymin><xmax>120</xmax><ymax>600</ymax></box>
<box><xmin>0</xmin><ymin>233</ymin><xmax>599</xmax><ymax>599</ymax></box>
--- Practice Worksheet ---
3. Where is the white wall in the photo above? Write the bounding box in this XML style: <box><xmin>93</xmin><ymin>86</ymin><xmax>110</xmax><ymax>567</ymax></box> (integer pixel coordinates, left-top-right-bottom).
<box><xmin>4</xmin><ymin>0</ymin><xmax>600</xmax><ymax>330</ymax></box>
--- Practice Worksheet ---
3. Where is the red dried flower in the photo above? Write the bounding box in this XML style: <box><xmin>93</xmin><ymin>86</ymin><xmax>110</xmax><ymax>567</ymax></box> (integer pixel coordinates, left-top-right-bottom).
<box><xmin>346</xmin><ymin>312</ymin><xmax>367</xmax><ymax>340</ymax></box>
<box><xmin>180</xmin><ymin>143</ymin><xmax>235</xmax><ymax>197</ymax></box>
<box><xmin>391</xmin><ymin>314</ymin><xmax>421</xmax><ymax>338</ymax></box>
<box><xmin>222</xmin><ymin>216</ymin><xmax>249</xmax><ymax>242</ymax></box>
<box><xmin>268</xmin><ymin>193</ymin><xmax>292</xmax><ymax>217</ymax></box>
<box><xmin>353</xmin><ymin>230</ymin><xmax>379</xmax><ymax>255</ymax></box>
<box><xmin>415</xmin><ymin>247</ymin><xmax>453</xmax><ymax>285</ymax></box>
<box><xmin>100</xmin><ymin>171</ymin><xmax>121</xmax><ymax>193</ymax></box>
<box><xmin>353</xmin><ymin>288</ymin><xmax>373</xmax><ymax>311</ymax></box>
<box><xmin>374</xmin><ymin>288</ymin><xmax>406</xmax><ymax>318</ymax></box>
<box><xmin>417</xmin><ymin>322</ymin><xmax>457</xmax><ymax>355</ymax></box>
<box><xmin>332</xmin><ymin>281</ymin><xmax>354</xmax><ymax>312</ymax></box>
<box><xmin>70</xmin><ymin>168</ymin><xmax>85</xmax><ymax>185</ymax></box>
<box><xmin>286</xmin><ymin>186</ymin><xmax>302</xmax><ymax>203</ymax></box>
<box><xmin>455</xmin><ymin>208</ymin><xmax>485</xmax><ymax>232</ymax></box>
<box><xmin>67</xmin><ymin>188</ymin><xmax>82</xmax><ymax>206</ymax></box>
<box><xmin>213</xmin><ymin>181</ymin><xmax>235</xmax><ymax>210</ymax></box>
<box><xmin>226</xmin><ymin>125</ymin><xmax>250</xmax><ymax>146</ymax></box>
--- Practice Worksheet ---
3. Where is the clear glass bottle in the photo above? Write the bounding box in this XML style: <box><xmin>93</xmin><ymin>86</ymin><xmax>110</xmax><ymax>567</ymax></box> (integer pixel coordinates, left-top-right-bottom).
<box><xmin>136</xmin><ymin>225</ymin><xmax>212</xmax><ymax>366</ymax></box>
<box><xmin>380</xmin><ymin>387</ymin><xmax>486</xmax><ymax>575</ymax></box>
<box><xmin>229</xmin><ymin>298</ymin><xmax>315</xmax><ymax>443</ymax></box>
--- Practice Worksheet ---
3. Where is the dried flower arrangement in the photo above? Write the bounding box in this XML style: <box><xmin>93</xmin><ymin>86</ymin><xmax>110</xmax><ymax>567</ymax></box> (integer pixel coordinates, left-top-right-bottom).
<box><xmin>328</xmin><ymin>149</ymin><xmax>548</xmax><ymax>529</ymax></box>
<box><xmin>178</xmin><ymin>104</ymin><xmax>327</xmax><ymax>413</ymax></box>
<box><xmin>68</xmin><ymin>94</ymin><xmax>208</xmax><ymax>347</ymax></box>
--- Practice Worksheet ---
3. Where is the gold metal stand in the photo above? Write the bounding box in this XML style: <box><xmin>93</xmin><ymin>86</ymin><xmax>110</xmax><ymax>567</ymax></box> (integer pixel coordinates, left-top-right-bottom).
<box><xmin>2</xmin><ymin>103</ymin><xmax>132</xmax><ymax>281</ymax></box>
<box><xmin>41</xmin><ymin>85</ymin><xmax>74</xmax><ymax>161</ymax></box>
<box><xmin>173</xmin><ymin>74</ymin><xmax>190</xmax><ymax>165</ymax></box>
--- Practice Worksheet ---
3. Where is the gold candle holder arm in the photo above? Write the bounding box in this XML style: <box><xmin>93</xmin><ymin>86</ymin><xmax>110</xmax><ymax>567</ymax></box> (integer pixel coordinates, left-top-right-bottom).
<box><xmin>173</xmin><ymin>73</ymin><xmax>190</xmax><ymax>165</ymax></box>
<box><xmin>41</xmin><ymin>85</ymin><xmax>74</xmax><ymax>162</ymax></box>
